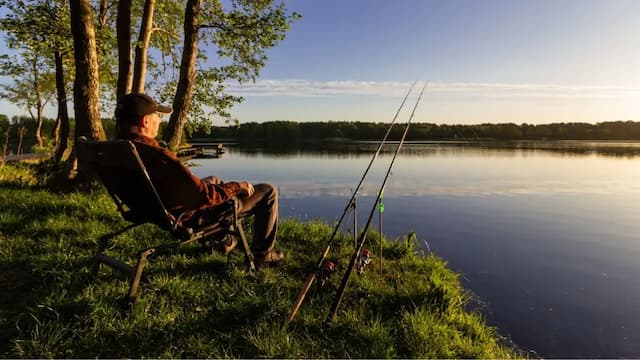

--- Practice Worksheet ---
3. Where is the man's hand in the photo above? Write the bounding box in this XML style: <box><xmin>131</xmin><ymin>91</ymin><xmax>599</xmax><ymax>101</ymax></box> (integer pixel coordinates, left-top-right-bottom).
<box><xmin>239</xmin><ymin>181</ymin><xmax>255</xmax><ymax>197</ymax></box>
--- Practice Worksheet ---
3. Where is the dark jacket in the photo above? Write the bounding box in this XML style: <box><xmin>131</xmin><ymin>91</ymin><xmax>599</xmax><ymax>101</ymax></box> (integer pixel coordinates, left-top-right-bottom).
<box><xmin>126</xmin><ymin>134</ymin><xmax>241</xmax><ymax>215</ymax></box>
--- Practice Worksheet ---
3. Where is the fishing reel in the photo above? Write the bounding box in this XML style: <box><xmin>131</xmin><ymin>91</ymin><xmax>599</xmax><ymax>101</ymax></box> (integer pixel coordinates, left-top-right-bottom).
<box><xmin>356</xmin><ymin>249</ymin><xmax>372</xmax><ymax>274</ymax></box>
<box><xmin>318</xmin><ymin>260</ymin><xmax>336</xmax><ymax>290</ymax></box>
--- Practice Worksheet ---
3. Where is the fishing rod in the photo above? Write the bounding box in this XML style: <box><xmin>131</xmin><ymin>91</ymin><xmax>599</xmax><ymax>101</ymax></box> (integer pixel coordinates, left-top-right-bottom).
<box><xmin>285</xmin><ymin>81</ymin><xmax>417</xmax><ymax>325</ymax></box>
<box><xmin>326</xmin><ymin>82</ymin><xmax>427</xmax><ymax>323</ymax></box>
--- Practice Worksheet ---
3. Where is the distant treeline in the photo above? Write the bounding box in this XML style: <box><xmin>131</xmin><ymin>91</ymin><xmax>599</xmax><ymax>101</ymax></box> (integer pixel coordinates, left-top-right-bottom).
<box><xmin>4</xmin><ymin>116</ymin><xmax>639</xmax><ymax>154</ymax></box>
<box><xmin>190</xmin><ymin>120</ymin><xmax>640</xmax><ymax>144</ymax></box>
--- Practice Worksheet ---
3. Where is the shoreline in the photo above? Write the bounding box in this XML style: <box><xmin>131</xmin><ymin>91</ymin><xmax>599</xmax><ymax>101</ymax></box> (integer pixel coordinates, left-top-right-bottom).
<box><xmin>0</xmin><ymin>162</ymin><xmax>519</xmax><ymax>358</ymax></box>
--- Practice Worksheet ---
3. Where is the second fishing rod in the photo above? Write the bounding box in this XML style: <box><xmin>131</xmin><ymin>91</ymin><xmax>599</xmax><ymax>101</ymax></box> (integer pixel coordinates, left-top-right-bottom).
<box><xmin>326</xmin><ymin>82</ymin><xmax>427</xmax><ymax>323</ymax></box>
<box><xmin>285</xmin><ymin>81</ymin><xmax>417</xmax><ymax>325</ymax></box>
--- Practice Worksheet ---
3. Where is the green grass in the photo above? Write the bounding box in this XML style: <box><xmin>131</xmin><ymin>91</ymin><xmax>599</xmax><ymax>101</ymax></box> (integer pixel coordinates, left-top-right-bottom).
<box><xmin>0</xmin><ymin>163</ymin><xmax>520</xmax><ymax>358</ymax></box>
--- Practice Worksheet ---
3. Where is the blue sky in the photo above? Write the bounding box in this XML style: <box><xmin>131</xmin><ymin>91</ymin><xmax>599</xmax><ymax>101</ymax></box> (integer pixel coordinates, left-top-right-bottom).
<box><xmin>228</xmin><ymin>0</ymin><xmax>640</xmax><ymax>124</ymax></box>
<box><xmin>2</xmin><ymin>0</ymin><xmax>639</xmax><ymax>124</ymax></box>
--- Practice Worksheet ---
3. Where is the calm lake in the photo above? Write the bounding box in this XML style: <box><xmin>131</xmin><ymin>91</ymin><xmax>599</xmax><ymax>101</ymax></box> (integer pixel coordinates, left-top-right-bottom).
<box><xmin>190</xmin><ymin>140</ymin><xmax>640</xmax><ymax>358</ymax></box>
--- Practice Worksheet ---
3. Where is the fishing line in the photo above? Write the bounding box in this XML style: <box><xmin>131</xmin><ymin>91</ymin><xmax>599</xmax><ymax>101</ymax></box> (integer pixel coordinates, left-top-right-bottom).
<box><xmin>285</xmin><ymin>80</ymin><xmax>418</xmax><ymax>324</ymax></box>
<box><xmin>326</xmin><ymin>82</ymin><xmax>427</xmax><ymax>323</ymax></box>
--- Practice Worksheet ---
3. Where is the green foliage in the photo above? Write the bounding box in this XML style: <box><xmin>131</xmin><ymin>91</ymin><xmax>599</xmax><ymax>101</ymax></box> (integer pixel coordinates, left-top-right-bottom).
<box><xmin>0</xmin><ymin>162</ymin><xmax>39</xmax><ymax>185</ymax></box>
<box><xmin>166</xmin><ymin>0</ymin><xmax>300</xmax><ymax>133</ymax></box>
<box><xmin>0</xmin><ymin>0</ymin><xmax>69</xmax><ymax>109</ymax></box>
<box><xmin>1</xmin><ymin>0</ymin><xmax>299</xmax><ymax>147</ymax></box>
<box><xmin>0</xmin><ymin>163</ymin><xmax>519</xmax><ymax>358</ymax></box>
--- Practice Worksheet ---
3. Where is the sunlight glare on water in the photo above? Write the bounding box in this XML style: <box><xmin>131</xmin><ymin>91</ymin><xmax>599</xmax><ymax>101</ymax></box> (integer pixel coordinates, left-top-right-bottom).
<box><xmin>192</xmin><ymin>144</ymin><xmax>640</xmax><ymax>199</ymax></box>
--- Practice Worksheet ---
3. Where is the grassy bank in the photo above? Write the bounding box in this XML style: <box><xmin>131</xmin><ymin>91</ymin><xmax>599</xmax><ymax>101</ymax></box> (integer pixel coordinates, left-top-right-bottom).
<box><xmin>0</xmin><ymin>163</ymin><xmax>518</xmax><ymax>358</ymax></box>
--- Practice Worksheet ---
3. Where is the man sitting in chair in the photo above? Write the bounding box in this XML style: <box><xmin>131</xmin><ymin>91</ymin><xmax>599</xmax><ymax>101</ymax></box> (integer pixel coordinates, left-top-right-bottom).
<box><xmin>115</xmin><ymin>93</ymin><xmax>284</xmax><ymax>268</ymax></box>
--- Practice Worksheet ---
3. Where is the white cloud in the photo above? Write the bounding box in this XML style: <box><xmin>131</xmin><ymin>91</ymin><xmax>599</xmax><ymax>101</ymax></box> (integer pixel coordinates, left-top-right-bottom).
<box><xmin>226</xmin><ymin>79</ymin><xmax>640</xmax><ymax>99</ymax></box>
<box><xmin>277</xmin><ymin>180</ymin><xmax>638</xmax><ymax>198</ymax></box>
<box><xmin>226</xmin><ymin>79</ymin><xmax>411</xmax><ymax>97</ymax></box>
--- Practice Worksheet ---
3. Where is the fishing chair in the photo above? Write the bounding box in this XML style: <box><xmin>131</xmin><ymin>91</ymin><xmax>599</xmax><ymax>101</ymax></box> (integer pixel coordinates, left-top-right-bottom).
<box><xmin>77</xmin><ymin>138</ymin><xmax>255</xmax><ymax>303</ymax></box>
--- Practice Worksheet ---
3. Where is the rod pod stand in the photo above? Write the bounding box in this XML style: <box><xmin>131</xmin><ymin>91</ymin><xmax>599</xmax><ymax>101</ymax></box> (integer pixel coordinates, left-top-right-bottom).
<box><xmin>326</xmin><ymin>82</ymin><xmax>427</xmax><ymax>323</ymax></box>
<box><xmin>352</xmin><ymin>196</ymin><xmax>357</xmax><ymax>249</ymax></box>
<box><xmin>378</xmin><ymin>197</ymin><xmax>383</xmax><ymax>273</ymax></box>
<box><xmin>285</xmin><ymin>81</ymin><xmax>418</xmax><ymax>326</ymax></box>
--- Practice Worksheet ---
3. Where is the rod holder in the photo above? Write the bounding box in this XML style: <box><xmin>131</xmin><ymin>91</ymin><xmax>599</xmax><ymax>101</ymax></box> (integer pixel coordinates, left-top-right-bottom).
<box><xmin>352</xmin><ymin>197</ymin><xmax>358</xmax><ymax>249</ymax></box>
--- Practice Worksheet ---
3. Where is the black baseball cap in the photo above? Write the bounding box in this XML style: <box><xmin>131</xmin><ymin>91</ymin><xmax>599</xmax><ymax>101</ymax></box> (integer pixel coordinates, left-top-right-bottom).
<box><xmin>115</xmin><ymin>93</ymin><xmax>172</xmax><ymax>123</ymax></box>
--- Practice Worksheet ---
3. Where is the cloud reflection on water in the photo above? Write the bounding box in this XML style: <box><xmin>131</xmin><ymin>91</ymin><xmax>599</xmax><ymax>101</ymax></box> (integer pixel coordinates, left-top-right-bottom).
<box><xmin>277</xmin><ymin>180</ymin><xmax>640</xmax><ymax>199</ymax></box>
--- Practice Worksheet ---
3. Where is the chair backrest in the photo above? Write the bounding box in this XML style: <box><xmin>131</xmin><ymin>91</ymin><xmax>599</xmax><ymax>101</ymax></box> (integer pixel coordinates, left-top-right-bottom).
<box><xmin>131</xmin><ymin>141</ymin><xmax>204</xmax><ymax>215</ymax></box>
<box><xmin>77</xmin><ymin>139</ymin><xmax>204</xmax><ymax>230</ymax></box>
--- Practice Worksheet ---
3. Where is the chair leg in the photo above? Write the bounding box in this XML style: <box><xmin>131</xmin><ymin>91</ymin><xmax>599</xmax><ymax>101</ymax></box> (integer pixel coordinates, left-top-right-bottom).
<box><xmin>91</xmin><ymin>258</ymin><xmax>101</xmax><ymax>278</ymax></box>
<box><xmin>94</xmin><ymin>253</ymin><xmax>135</xmax><ymax>278</ymax></box>
<box><xmin>233</xmin><ymin>199</ymin><xmax>255</xmax><ymax>271</ymax></box>
<box><xmin>92</xmin><ymin>224</ymin><xmax>140</xmax><ymax>278</ymax></box>
<box><xmin>127</xmin><ymin>248</ymin><xmax>156</xmax><ymax>302</ymax></box>
<box><xmin>236</xmin><ymin>220</ymin><xmax>255</xmax><ymax>271</ymax></box>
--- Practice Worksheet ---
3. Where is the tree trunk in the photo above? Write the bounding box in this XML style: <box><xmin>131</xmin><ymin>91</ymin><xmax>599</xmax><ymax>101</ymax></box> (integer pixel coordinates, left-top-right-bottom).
<box><xmin>164</xmin><ymin>0</ymin><xmax>199</xmax><ymax>150</ymax></box>
<box><xmin>17</xmin><ymin>126</ymin><xmax>26</xmax><ymax>159</ymax></box>
<box><xmin>53</xmin><ymin>50</ymin><xmax>70</xmax><ymax>162</ymax></box>
<box><xmin>1</xmin><ymin>128</ymin><xmax>8</xmax><ymax>166</ymax></box>
<box><xmin>116</xmin><ymin>0</ymin><xmax>132</xmax><ymax>101</ymax></box>
<box><xmin>98</xmin><ymin>0</ymin><xmax>108</xmax><ymax>28</ymax></box>
<box><xmin>69</xmin><ymin>0</ymin><xmax>104</xmax><ymax>184</ymax></box>
<box><xmin>69</xmin><ymin>0</ymin><xmax>105</xmax><ymax>141</ymax></box>
<box><xmin>132</xmin><ymin>0</ymin><xmax>156</xmax><ymax>93</ymax></box>
<box><xmin>31</xmin><ymin>59</ymin><xmax>44</xmax><ymax>147</ymax></box>
<box><xmin>36</xmin><ymin>100</ymin><xmax>43</xmax><ymax>147</ymax></box>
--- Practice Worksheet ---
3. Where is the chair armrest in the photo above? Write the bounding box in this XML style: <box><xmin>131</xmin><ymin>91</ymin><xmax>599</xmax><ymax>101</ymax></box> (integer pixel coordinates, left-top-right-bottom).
<box><xmin>170</xmin><ymin>199</ymin><xmax>238</xmax><ymax>240</ymax></box>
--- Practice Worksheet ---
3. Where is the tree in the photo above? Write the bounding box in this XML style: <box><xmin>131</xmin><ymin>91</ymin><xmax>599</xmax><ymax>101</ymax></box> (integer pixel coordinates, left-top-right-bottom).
<box><xmin>1</xmin><ymin>0</ymin><xmax>297</xmax><ymax>163</ymax></box>
<box><xmin>53</xmin><ymin>47</ymin><xmax>72</xmax><ymax>161</ymax></box>
<box><xmin>131</xmin><ymin>0</ymin><xmax>156</xmax><ymax>93</ymax></box>
<box><xmin>16</xmin><ymin>125</ymin><xmax>27</xmax><ymax>158</ymax></box>
<box><xmin>0</xmin><ymin>0</ymin><xmax>75</xmax><ymax>161</ymax></box>
<box><xmin>116</xmin><ymin>0</ymin><xmax>132</xmax><ymax>101</ymax></box>
<box><xmin>69</xmin><ymin>0</ymin><xmax>105</xmax><ymax>141</ymax></box>
<box><xmin>94</xmin><ymin>0</ymin><xmax>119</xmax><ymax>105</ymax></box>
<box><xmin>0</xmin><ymin>114</ymin><xmax>8</xmax><ymax>162</ymax></box>
<box><xmin>163</xmin><ymin>0</ymin><xmax>199</xmax><ymax>149</ymax></box>
<box><xmin>45</xmin><ymin>0</ymin><xmax>74</xmax><ymax>162</ymax></box>
<box><xmin>0</xmin><ymin>0</ymin><xmax>59</xmax><ymax>148</ymax></box>
<box><xmin>0</xmin><ymin>56</ymin><xmax>55</xmax><ymax>148</ymax></box>
<box><xmin>162</xmin><ymin>0</ymin><xmax>299</xmax><ymax>149</ymax></box>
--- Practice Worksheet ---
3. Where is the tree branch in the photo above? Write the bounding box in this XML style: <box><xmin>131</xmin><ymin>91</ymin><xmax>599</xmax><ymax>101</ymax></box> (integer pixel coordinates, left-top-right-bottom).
<box><xmin>150</xmin><ymin>27</ymin><xmax>180</xmax><ymax>39</ymax></box>
<box><xmin>197</xmin><ymin>23</ymin><xmax>225</xmax><ymax>30</ymax></box>
<box><xmin>199</xmin><ymin>14</ymin><xmax>268</xmax><ymax>32</ymax></box>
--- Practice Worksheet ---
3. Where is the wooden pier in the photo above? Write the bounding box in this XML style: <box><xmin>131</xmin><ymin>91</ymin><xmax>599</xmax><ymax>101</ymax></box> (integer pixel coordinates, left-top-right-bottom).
<box><xmin>177</xmin><ymin>143</ymin><xmax>226</xmax><ymax>160</ymax></box>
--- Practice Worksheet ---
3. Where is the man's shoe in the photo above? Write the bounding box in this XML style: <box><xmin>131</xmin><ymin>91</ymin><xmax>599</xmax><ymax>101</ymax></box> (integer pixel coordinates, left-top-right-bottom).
<box><xmin>254</xmin><ymin>250</ymin><xmax>284</xmax><ymax>269</ymax></box>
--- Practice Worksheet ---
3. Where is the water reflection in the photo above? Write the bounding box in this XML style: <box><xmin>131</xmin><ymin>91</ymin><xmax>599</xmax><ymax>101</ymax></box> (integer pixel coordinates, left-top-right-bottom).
<box><xmin>193</xmin><ymin>141</ymin><xmax>640</xmax><ymax>199</ymax></box>
<box><xmin>224</xmin><ymin>140</ymin><xmax>640</xmax><ymax>158</ymax></box>
<box><xmin>189</xmin><ymin>140</ymin><xmax>640</xmax><ymax>357</ymax></box>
